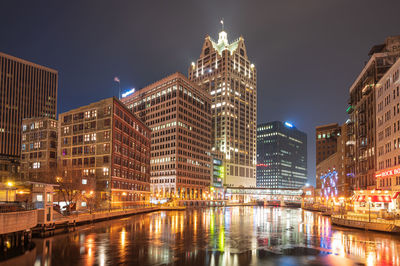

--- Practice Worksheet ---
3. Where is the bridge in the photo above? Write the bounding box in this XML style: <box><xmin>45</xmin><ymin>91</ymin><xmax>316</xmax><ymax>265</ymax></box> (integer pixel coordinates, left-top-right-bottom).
<box><xmin>225</xmin><ymin>187</ymin><xmax>303</xmax><ymax>206</ymax></box>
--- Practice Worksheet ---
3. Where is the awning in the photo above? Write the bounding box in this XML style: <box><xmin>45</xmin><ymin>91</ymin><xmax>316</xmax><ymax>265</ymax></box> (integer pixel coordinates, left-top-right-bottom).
<box><xmin>356</xmin><ymin>195</ymin><xmax>366</xmax><ymax>202</ymax></box>
<box><xmin>350</xmin><ymin>194</ymin><xmax>357</xmax><ymax>201</ymax></box>
<box><xmin>392</xmin><ymin>192</ymin><xmax>400</xmax><ymax>199</ymax></box>
<box><xmin>370</xmin><ymin>195</ymin><xmax>391</xmax><ymax>203</ymax></box>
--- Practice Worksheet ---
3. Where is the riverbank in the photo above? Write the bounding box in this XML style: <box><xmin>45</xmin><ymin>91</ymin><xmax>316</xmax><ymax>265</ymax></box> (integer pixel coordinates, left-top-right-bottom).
<box><xmin>33</xmin><ymin>206</ymin><xmax>185</xmax><ymax>237</ymax></box>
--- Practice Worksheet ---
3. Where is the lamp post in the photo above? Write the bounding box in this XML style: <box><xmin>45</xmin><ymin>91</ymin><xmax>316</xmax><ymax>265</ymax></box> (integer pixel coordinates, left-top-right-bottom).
<box><xmin>368</xmin><ymin>197</ymin><xmax>371</xmax><ymax>223</ymax></box>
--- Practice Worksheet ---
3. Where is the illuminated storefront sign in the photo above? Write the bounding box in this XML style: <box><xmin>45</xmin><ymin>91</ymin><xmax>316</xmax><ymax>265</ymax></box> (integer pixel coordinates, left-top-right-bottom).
<box><xmin>375</xmin><ymin>166</ymin><xmax>400</xmax><ymax>178</ymax></box>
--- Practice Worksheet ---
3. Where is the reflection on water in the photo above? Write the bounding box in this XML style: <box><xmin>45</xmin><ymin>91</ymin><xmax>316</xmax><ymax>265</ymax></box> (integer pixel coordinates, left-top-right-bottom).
<box><xmin>6</xmin><ymin>207</ymin><xmax>400</xmax><ymax>265</ymax></box>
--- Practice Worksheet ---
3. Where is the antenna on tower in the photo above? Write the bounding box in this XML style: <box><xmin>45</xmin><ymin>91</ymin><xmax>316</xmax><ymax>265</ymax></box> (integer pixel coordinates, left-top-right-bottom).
<box><xmin>220</xmin><ymin>19</ymin><xmax>224</xmax><ymax>31</ymax></box>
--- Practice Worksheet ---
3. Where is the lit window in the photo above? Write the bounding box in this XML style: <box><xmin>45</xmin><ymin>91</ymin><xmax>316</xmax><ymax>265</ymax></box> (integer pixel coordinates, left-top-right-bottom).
<box><xmin>82</xmin><ymin>179</ymin><xmax>87</xmax><ymax>185</ymax></box>
<box><xmin>103</xmin><ymin>167</ymin><xmax>109</xmax><ymax>176</ymax></box>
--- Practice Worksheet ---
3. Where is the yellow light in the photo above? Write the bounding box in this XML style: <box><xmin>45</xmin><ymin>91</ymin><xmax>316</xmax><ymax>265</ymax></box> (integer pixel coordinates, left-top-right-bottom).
<box><xmin>122</xmin><ymin>192</ymin><xmax>127</xmax><ymax>196</ymax></box>
<box><xmin>90</xmin><ymin>191</ymin><xmax>94</xmax><ymax>195</ymax></box>
<box><xmin>7</xmin><ymin>181</ymin><xmax>13</xmax><ymax>187</ymax></box>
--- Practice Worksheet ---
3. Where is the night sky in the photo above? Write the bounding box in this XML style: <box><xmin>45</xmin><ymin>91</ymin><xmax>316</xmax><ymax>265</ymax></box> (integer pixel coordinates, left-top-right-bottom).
<box><xmin>1</xmin><ymin>1</ymin><xmax>400</xmax><ymax>185</ymax></box>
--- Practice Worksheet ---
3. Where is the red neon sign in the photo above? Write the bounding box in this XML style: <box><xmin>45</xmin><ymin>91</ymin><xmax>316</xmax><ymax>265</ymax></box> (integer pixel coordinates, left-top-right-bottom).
<box><xmin>256</xmin><ymin>164</ymin><xmax>269</xmax><ymax>167</ymax></box>
<box><xmin>375</xmin><ymin>166</ymin><xmax>400</xmax><ymax>178</ymax></box>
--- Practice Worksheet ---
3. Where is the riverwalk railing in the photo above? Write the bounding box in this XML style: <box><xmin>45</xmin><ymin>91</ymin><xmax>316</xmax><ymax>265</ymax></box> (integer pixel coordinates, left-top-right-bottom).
<box><xmin>331</xmin><ymin>214</ymin><xmax>400</xmax><ymax>226</ymax></box>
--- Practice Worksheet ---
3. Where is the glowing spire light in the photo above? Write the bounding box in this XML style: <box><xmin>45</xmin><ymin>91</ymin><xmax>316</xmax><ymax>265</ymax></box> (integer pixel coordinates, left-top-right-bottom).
<box><xmin>220</xmin><ymin>19</ymin><xmax>224</xmax><ymax>31</ymax></box>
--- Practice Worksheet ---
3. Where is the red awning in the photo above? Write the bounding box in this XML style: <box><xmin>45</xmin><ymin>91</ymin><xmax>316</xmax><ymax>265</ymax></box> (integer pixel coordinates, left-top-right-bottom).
<box><xmin>393</xmin><ymin>192</ymin><xmax>400</xmax><ymax>199</ymax></box>
<box><xmin>356</xmin><ymin>195</ymin><xmax>366</xmax><ymax>202</ymax></box>
<box><xmin>370</xmin><ymin>195</ymin><xmax>391</xmax><ymax>203</ymax></box>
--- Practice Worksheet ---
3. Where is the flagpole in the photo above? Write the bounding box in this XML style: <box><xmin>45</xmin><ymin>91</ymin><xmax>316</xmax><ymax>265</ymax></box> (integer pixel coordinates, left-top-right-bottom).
<box><xmin>114</xmin><ymin>77</ymin><xmax>121</xmax><ymax>99</ymax></box>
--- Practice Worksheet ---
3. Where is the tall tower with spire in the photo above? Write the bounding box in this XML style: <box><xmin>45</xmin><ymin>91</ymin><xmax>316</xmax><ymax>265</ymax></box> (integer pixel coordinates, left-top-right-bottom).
<box><xmin>188</xmin><ymin>23</ymin><xmax>257</xmax><ymax>187</ymax></box>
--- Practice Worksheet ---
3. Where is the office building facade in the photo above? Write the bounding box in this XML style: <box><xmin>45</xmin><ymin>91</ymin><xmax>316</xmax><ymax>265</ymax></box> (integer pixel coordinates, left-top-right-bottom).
<box><xmin>0</xmin><ymin>52</ymin><xmax>58</xmax><ymax>179</ymax></box>
<box><xmin>188</xmin><ymin>29</ymin><xmax>257</xmax><ymax>187</ymax></box>
<box><xmin>58</xmin><ymin>97</ymin><xmax>151</xmax><ymax>207</ymax></box>
<box><xmin>20</xmin><ymin>117</ymin><xmax>58</xmax><ymax>182</ymax></box>
<box><xmin>316</xmin><ymin>123</ymin><xmax>341</xmax><ymax>165</ymax></box>
<box><xmin>121</xmin><ymin>73</ymin><xmax>212</xmax><ymax>200</ymax></box>
<box><xmin>256</xmin><ymin>121</ymin><xmax>307</xmax><ymax>189</ymax></box>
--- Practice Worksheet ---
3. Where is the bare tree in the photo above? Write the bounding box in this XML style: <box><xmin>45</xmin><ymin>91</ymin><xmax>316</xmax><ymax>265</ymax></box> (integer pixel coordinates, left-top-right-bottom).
<box><xmin>54</xmin><ymin>166</ymin><xmax>96</xmax><ymax>215</ymax></box>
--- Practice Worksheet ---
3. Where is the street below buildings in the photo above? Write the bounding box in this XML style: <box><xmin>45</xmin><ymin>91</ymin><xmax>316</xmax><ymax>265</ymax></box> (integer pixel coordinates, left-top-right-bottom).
<box><xmin>3</xmin><ymin>206</ymin><xmax>400</xmax><ymax>266</ymax></box>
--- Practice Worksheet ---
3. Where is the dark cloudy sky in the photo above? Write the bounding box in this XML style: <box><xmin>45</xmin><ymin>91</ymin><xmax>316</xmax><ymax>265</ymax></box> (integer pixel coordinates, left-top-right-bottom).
<box><xmin>1</xmin><ymin>0</ymin><xmax>400</xmax><ymax>185</ymax></box>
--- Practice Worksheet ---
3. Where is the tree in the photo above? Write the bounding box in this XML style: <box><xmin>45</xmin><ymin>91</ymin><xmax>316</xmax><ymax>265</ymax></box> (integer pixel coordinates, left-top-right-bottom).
<box><xmin>81</xmin><ymin>190</ymin><xmax>96</xmax><ymax>214</ymax></box>
<box><xmin>54</xmin><ymin>166</ymin><xmax>96</xmax><ymax>215</ymax></box>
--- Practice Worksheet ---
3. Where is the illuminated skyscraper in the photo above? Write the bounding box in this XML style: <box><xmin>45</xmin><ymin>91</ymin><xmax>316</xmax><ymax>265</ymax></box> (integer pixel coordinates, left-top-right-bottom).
<box><xmin>0</xmin><ymin>52</ymin><xmax>58</xmax><ymax>181</ymax></box>
<box><xmin>189</xmin><ymin>26</ymin><xmax>257</xmax><ymax>187</ymax></box>
<box><xmin>122</xmin><ymin>73</ymin><xmax>212</xmax><ymax>200</ymax></box>
<box><xmin>256</xmin><ymin>121</ymin><xmax>307</xmax><ymax>189</ymax></box>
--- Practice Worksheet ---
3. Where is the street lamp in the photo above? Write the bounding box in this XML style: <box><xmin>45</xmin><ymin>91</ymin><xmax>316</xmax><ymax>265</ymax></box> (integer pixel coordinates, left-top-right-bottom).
<box><xmin>368</xmin><ymin>196</ymin><xmax>371</xmax><ymax>222</ymax></box>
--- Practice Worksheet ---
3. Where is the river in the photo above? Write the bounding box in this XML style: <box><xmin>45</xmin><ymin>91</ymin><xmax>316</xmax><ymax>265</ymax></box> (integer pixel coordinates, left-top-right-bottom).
<box><xmin>3</xmin><ymin>206</ymin><xmax>400</xmax><ymax>265</ymax></box>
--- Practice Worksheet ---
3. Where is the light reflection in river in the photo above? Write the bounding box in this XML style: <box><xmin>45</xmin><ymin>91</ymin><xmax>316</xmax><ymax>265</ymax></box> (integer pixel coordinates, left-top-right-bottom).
<box><xmin>4</xmin><ymin>206</ymin><xmax>400</xmax><ymax>266</ymax></box>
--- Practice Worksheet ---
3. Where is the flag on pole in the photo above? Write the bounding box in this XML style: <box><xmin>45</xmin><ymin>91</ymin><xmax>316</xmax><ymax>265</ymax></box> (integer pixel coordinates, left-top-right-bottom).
<box><xmin>114</xmin><ymin>77</ymin><xmax>120</xmax><ymax>83</ymax></box>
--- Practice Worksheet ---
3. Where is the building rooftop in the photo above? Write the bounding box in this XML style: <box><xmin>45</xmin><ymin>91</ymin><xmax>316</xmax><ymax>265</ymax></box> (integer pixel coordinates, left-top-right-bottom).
<box><xmin>0</xmin><ymin>51</ymin><xmax>58</xmax><ymax>74</ymax></box>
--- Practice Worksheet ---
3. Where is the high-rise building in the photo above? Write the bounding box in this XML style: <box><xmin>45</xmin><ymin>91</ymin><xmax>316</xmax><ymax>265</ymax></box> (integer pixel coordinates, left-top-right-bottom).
<box><xmin>348</xmin><ymin>36</ymin><xmax>400</xmax><ymax>190</ymax></box>
<box><xmin>315</xmin><ymin>123</ymin><xmax>341</xmax><ymax>165</ymax></box>
<box><xmin>58</xmin><ymin>97</ymin><xmax>151</xmax><ymax>208</ymax></box>
<box><xmin>188</xmin><ymin>27</ymin><xmax>257</xmax><ymax>187</ymax></box>
<box><xmin>121</xmin><ymin>73</ymin><xmax>212</xmax><ymax>200</ymax></box>
<box><xmin>0</xmin><ymin>52</ymin><xmax>58</xmax><ymax>180</ymax></box>
<box><xmin>375</xmin><ymin>57</ymin><xmax>400</xmax><ymax>192</ymax></box>
<box><xmin>256</xmin><ymin>121</ymin><xmax>307</xmax><ymax>189</ymax></box>
<box><xmin>20</xmin><ymin>117</ymin><xmax>58</xmax><ymax>182</ymax></box>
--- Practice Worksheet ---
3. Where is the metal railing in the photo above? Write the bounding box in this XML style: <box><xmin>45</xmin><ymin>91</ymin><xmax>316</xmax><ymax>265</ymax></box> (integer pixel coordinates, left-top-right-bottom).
<box><xmin>332</xmin><ymin>214</ymin><xmax>400</xmax><ymax>226</ymax></box>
